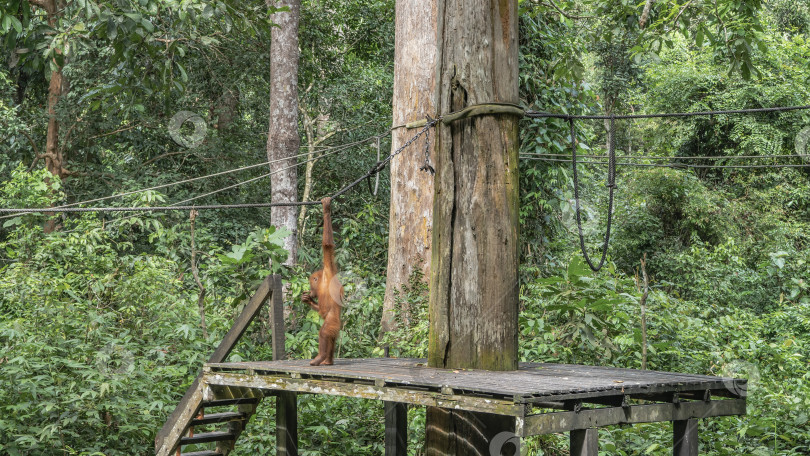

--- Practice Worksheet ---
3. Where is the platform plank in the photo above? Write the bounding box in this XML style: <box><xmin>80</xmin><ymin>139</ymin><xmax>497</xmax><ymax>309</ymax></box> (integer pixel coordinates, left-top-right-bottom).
<box><xmin>205</xmin><ymin>358</ymin><xmax>744</xmax><ymax>403</ymax></box>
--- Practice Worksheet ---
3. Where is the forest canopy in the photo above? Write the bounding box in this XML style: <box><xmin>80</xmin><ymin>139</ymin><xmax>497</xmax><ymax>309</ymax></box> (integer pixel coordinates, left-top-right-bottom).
<box><xmin>1</xmin><ymin>0</ymin><xmax>809</xmax><ymax>454</ymax></box>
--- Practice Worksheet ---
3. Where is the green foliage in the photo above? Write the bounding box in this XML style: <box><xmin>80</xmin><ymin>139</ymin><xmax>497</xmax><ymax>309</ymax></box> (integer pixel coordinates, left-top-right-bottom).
<box><xmin>336</xmin><ymin>202</ymin><xmax>390</xmax><ymax>276</ymax></box>
<box><xmin>0</xmin><ymin>217</ymin><xmax>217</xmax><ymax>455</ymax></box>
<box><xmin>208</xmin><ymin>226</ymin><xmax>290</xmax><ymax>302</ymax></box>
<box><xmin>521</xmin><ymin>256</ymin><xmax>642</xmax><ymax>366</ymax></box>
<box><xmin>378</xmin><ymin>268</ymin><xmax>430</xmax><ymax>360</ymax></box>
<box><xmin>522</xmin><ymin>255</ymin><xmax>810</xmax><ymax>454</ymax></box>
<box><xmin>232</xmin><ymin>395</ymin><xmax>385</xmax><ymax>456</ymax></box>
<box><xmin>612</xmin><ymin>167</ymin><xmax>742</xmax><ymax>269</ymax></box>
<box><xmin>770</xmin><ymin>0</ymin><xmax>810</xmax><ymax>35</ymax></box>
<box><xmin>518</xmin><ymin>8</ymin><xmax>810</xmax><ymax>453</ymax></box>
<box><xmin>2</xmin><ymin>1</ymin><xmax>810</xmax><ymax>455</ymax></box>
<box><xmin>0</xmin><ymin>164</ymin><xmax>62</xmax><ymax>221</ymax></box>
<box><xmin>1</xmin><ymin>0</ymin><xmax>279</xmax><ymax>97</ymax></box>
<box><xmin>637</xmin><ymin>31</ymin><xmax>810</xmax><ymax>170</ymax></box>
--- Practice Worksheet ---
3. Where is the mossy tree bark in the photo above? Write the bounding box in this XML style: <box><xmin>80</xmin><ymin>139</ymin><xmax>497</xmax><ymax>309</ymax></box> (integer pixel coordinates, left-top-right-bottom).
<box><xmin>426</xmin><ymin>0</ymin><xmax>520</xmax><ymax>454</ymax></box>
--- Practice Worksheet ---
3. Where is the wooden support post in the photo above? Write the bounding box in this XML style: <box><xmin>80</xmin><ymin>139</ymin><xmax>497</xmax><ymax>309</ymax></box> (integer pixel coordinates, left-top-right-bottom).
<box><xmin>277</xmin><ymin>392</ymin><xmax>298</xmax><ymax>456</ymax></box>
<box><xmin>570</xmin><ymin>429</ymin><xmax>598</xmax><ymax>456</ymax></box>
<box><xmin>426</xmin><ymin>0</ymin><xmax>521</xmax><ymax>453</ymax></box>
<box><xmin>271</xmin><ymin>275</ymin><xmax>286</xmax><ymax>360</ymax></box>
<box><xmin>673</xmin><ymin>419</ymin><xmax>698</xmax><ymax>456</ymax></box>
<box><xmin>514</xmin><ymin>414</ymin><xmax>527</xmax><ymax>456</ymax></box>
<box><xmin>271</xmin><ymin>275</ymin><xmax>298</xmax><ymax>456</ymax></box>
<box><xmin>384</xmin><ymin>402</ymin><xmax>407</xmax><ymax>456</ymax></box>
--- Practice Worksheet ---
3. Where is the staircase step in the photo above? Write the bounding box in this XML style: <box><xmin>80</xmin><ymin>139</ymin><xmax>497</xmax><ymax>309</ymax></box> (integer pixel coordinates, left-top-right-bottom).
<box><xmin>179</xmin><ymin>431</ymin><xmax>235</xmax><ymax>445</ymax></box>
<box><xmin>180</xmin><ymin>451</ymin><xmax>223</xmax><ymax>456</ymax></box>
<box><xmin>202</xmin><ymin>397</ymin><xmax>260</xmax><ymax>407</ymax></box>
<box><xmin>191</xmin><ymin>411</ymin><xmax>245</xmax><ymax>425</ymax></box>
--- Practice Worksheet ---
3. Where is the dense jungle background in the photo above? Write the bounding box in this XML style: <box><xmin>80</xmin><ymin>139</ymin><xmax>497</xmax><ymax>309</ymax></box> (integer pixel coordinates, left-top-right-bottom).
<box><xmin>1</xmin><ymin>0</ymin><xmax>809</xmax><ymax>454</ymax></box>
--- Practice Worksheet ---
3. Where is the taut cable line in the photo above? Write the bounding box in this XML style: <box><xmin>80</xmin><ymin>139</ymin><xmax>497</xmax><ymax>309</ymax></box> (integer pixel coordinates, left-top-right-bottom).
<box><xmin>0</xmin><ymin>130</ymin><xmax>391</xmax><ymax>220</ymax></box>
<box><xmin>525</xmin><ymin>104</ymin><xmax>810</xmax><ymax>120</ymax></box>
<box><xmin>520</xmin><ymin>157</ymin><xmax>810</xmax><ymax>169</ymax></box>
<box><xmin>520</xmin><ymin>152</ymin><xmax>810</xmax><ymax>161</ymax></box>
<box><xmin>0</xmin><ymin>123</ymin><xmax>436</xmax><ymax>216</ymax></box>
<box><xmin>5</xmin><ymin>102</ymin><xmax>810</xmax><ymax>269</ymax></box>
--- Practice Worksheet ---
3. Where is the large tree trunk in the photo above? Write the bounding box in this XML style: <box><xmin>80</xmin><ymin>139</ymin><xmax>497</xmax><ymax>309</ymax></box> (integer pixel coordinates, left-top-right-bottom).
<box><xmin>30</xmin><ymin>0</ymin><xmax>67</xmax><ymax>233</ymax></box>
<box><xmin>426</xmin><ymin>0</ymin><xmax>520</xmax><ymax>454</ymax></box>
<box><xmin>380</xmin><ymin>0</ymin><xmax>438</xmax><ymax>336</ymax></box>
<box><xmin>42</xmin><ymin>66</ymin><xmax>65</xmax><ymax>234</ymax></box>
<box><xmin>266</xmin><ymin>0</ymin><xmax>302</xmax><ymax>266</ymax></box>
<box><xmin>44</xmin><ymin>66</ymin><xmax>65</xmax><ymax>180</ymax></box>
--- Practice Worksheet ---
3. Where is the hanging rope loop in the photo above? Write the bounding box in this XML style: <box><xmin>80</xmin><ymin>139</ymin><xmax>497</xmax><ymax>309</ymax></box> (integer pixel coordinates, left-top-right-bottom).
<box><xmin>570</xmin><ymin>116</ymin><xmax>616</xmax><ymax>273</ymax></box>
<box><xmin>366</xmin><ymin>158</ymin><xmax>387</xmax><ymax>195</ymax></box>
<box><xmin>606</xmin><ymin>115</ymin><xmax>617</xmax><ymax>189</ymax></box>
<box><xmin>373</xmin><ymin>137</ymin><xmax>381</xmax><ymax>196</ymax></box>
<box><xmin>331</xmin><ymin>119</ymin><xmax>438</xmax><ymax>200</ymax></box>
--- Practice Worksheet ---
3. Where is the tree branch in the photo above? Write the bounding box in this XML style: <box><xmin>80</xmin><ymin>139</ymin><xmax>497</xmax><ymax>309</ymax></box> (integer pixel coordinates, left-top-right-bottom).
<box><xmin>635</xmin><ymin>254</ymin><xmax>650</xmax><ymax>370</ymax></box>
<box><xmin>312</xmin><ymin>129</ymin><xmax>336</xmax><ymax>147</ymax></box>
<box><xmin>21</xmin><ymin>130</ymin><xmax>39</xmax><ymax>157</ymax></box>
<box><xmin>142</xmin><ymin>149</ymin><xmax>191</xmax><ymax>167</ymax></box>
<box><xmin>22</xmin><ymin>131</ymin><xmax>44</xmax><ymax>171</ymax></box>
<box><xmin>672</xmin><ymin>0</ymin><xmax>694</xmax><ymax>27</ymax></box>
<box><xmin>540</xmin><ymin>0</ymin><xmax>593</xmax><ymax>20</ymax></box>
<box><xmin>189</xmin><ymin>210</ymin><xmax>209</xmax><ymax>340</ymax></box>
<box><xmin>88</xmin><ymin>123</ymin><xmax>142</xmax><ymax>140</ymax></box>
<box><xmin>61</xmin><ymin>117</ymin><xmax>82</xmax><ymax>151</ymax></box>
<box><xmin>713</xmin><ymin>0</ymin><xmax>730</xmax><ymax>47</ymax></box>
<box><xmin>639</xmin><ymin>0</ymin><xmax>655</xmax><ymax>29</ymax></box>
<box><xmin>28</xmin><ymin>156</ymin><xmax>43</xmax><ymax>172</ymax></box>
<box><xmin>153</xmin><ymin>37</ymin><xmax>189</xmax><ymax>44</ymax></box>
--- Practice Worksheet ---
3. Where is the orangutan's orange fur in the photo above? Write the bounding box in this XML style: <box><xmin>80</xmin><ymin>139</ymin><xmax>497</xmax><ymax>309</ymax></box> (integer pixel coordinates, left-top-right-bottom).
<box><xmin>301</xmin><ymin>198</ymin><xmax>343</xmax><ymax>366</ymax></box>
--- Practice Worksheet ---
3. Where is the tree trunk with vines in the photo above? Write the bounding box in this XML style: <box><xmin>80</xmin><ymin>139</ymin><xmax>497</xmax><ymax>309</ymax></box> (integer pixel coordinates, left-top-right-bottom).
<box><xmin>426</xmin><ymin>0</ymin><xmax>521</xmax><ymax>453</ymax></box>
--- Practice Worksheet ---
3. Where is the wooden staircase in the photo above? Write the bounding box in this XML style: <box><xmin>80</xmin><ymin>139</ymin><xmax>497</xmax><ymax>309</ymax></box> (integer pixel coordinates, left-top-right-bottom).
<box><xmin>155</xmin><ymin>275</ymin><xmax>286</xmax><ymax>456</ymax></box>
<box><xmin>171</xmin><ymin>386</ymin><xmax>264</xmax><ymax>456</ymax></box>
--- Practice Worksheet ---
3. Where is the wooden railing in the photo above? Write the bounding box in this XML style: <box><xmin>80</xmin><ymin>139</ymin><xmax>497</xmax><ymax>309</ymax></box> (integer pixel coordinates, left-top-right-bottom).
<box><xmin>154</xmin><ymin>274</ymin><xmax>283</xmax><ymax>456</ymax></box>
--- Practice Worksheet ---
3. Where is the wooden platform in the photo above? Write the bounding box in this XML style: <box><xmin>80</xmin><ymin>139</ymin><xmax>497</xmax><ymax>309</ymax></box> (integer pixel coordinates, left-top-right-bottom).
<box><xmin>203</xmin><ymin>357</ymin><xmax>746</xmax><ymax>450</ymax></box>
<box><xmin>206</xmin><ymin>357</ymin><xmax>744</xmax><ymax>405</ymax></box>
<box><xmin>156</xmin><ymin>276</ymin><xmax>746</xmax><ymax>456</ymax></box>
